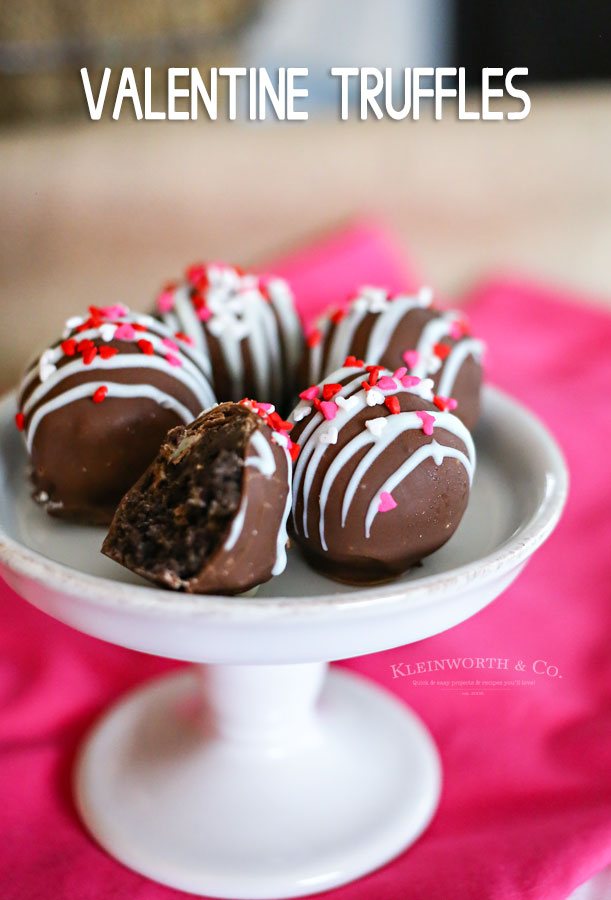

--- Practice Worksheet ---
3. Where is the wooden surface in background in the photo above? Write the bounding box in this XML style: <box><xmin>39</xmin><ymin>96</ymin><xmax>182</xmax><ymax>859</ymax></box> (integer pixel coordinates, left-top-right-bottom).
<box><xmin>1</xmin><ymin>85</ymin><xmax>610</xmax><ymax>389</ymax></box>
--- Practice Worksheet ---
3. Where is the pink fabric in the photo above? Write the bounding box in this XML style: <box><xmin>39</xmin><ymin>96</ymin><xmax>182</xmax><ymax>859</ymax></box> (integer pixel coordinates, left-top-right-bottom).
<box><xmin>2</xmin><ymin>226</ymin><xmax>611</xmax><ymax>899</ymax></box>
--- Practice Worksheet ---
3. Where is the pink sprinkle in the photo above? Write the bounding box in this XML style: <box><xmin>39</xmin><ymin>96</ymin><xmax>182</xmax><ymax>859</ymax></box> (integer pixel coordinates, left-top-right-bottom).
<box><xmin>157</xmin><ymin>291</ymin><xmax>175</xmax><ymax>313</ymax></box>
<box><xmin>114</xmin><ymin>323</ymin><xmax>136</xmax><ymax>341</ymax></box>
<box><xmin>258</xmin><ymin>402</ymin><xmax>274</xmax><ymax>412</ymax></box>
<box><xmin>435</xmin><ymin>395</ymin><xmax>458</xmax><ymax>412</ymax></box>
<box><xmin>378</xmin><ymin>492</ymin><xmax>397</xmax><ymax>513</ymax></box>
<box><xmin>165</xmin><ymin>353</ymin><xmax>182</xmax><ymax>367</ymax></box>
<box><xmin>101</xmin><ymin>304</ymin><xmax>128</xmax><ymax>318</ymax></box>
<box><xmin>162</xmin><ymin>337</ymin><xmax>179</xmax><ymax>353</ymax></box>
<box><xmin>449</xmin><ymin>321</ymin><xmax>462</xmax><ymax>340</ymax></box>
<box><xmin>300</xmin><ymin>385</ymin><xmax>320</xmax><ymax>401</ymax></box>
<box><xmin>197</xmin><ymin>307</ymin><xmax>212</xmax><ymax>322</ymax></box>
<box><xmin>401</xmin><ymin>375</ymin><xmax>421</xmax><ymax>388</ymax></box>
<box><xmin>393</xmin><ymin>367</ymin><xmax>407</xmax><ymax>379</ymax></box>
<box><xmin>403</xmin><ymin>350</ymin><xmax>420</xmax><ymax>369</ymax></box>
<box><xmin>320</xmin><ymin>400</ymin><xmax>338</xmax><ymax>421</ymax></box>
<box><xmin>377</xmin><ymin>376</ymin><xmax>397</xmax><ymax>391</ymax></box>
<box><xmin>416</xmin><ymin>410</ymin><xmax>436</xmax><ymax>435</ymax></box>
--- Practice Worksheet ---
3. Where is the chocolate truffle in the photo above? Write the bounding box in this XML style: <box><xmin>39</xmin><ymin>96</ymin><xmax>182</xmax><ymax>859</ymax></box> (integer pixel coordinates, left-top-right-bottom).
<box><xmin>16</xmin><ymin>305</ymin><xmax>215</xmax><ymax>524</ymax></box>
<box><xmin>102</xmin><ymin>400</ymin><xmax>296</xmax><ymax>594</ymax></box>
<box><xmin>156</xmin><ymin>262</ymin><xmax>304</xmax><ymax>414</ymax></box>
<box><xmin>289</xmin><ymin>362</ymin><xmax>476</xmax><ymax>585</ymax></box>
<box><xmin>302</xmin><ymin>286</ymin><xmax>484</xmax><ymax>430</ymax></box>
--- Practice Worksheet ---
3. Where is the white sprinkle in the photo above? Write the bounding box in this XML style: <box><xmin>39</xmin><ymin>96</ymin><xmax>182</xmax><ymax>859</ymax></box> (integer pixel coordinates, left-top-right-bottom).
<box><xmin>293</xmin><ymin>401</ymin><xmax>312</xmax><ymax>422</ymax></box>
<box><xmin>366</xmin><ymin>388</ymin><xmax>384</xmax><ymax>407</ymax></box>
<box><xmin>336</xmin><ymin>395</ymin><xmax>358</xmax><ymax>411</ymax></box>
<box><xmin>365</xmin><ymin>417</ymin><xmax>388</xmax><ymax>437</ymax></box>
<box><xmin>418</xmin><ymin>285</ymin><xmax>434</xmax><ymax>305</ymax></box>
<box><xmin>319</xmin><ymin>426</ymin><xmax>338</xmax><ymax>445</ymax></box>
<box><xmin>65</xmin><ymin>315</ymin><xmax>84</xmax><ymax>330</ymax></box>
<box><xmin>99</xmin><ymin>323</ymin><xmax>116</xmax><ymax>342</ymax></box>
<box><xmin>424</xmin><ymin>354</ymin><xmax>442</xmax><ymax>374</ymax></box>
<box><xmin>38</xmin><ymin>350</ymin><xmax>56</xmax><ymax>382</ymax></box>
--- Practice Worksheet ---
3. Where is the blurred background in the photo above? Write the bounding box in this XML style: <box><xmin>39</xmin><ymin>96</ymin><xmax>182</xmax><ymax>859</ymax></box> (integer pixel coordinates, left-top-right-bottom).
<box><xmin>1</xmin><ymin>0</ymin><xmax>610</xmax><ymax>389</ymax></box>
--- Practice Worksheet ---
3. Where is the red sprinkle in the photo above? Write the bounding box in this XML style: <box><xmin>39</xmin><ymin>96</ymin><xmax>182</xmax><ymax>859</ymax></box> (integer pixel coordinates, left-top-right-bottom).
<box><xmin>433</xmin><ymin>343</ymin><xmax>451</xmax><ymax>360</ymax></box>
<box><xmin>361</xmin><ymin>381</ymin><xmax>372</xmax><ymax>392</ymax></box>
<box><xmin>322</xmin><ymin>383</ymin><xmax>342</xmax><ymax>401</ymax></box>
<box><xmin>61</xmin><ymin>339</ymin><xmax>77</xmax><ymax>357</ymax></box>
<box><xmin>92</xmin><ymin>386</ymin><xmax>108</xmax><ymax>404</ymax></box>
<box><xmin>344</xmin><ymin>355</ymin><xmax>364</xmax><ymax>368</ymax></box>
<box><xmin>15</xmin><ymin>412</ymin><xmax>25</xmax><ymax>431</ymax></box>
<box><xmin>385</xmin><ymin>396</ymin><xmax>401</xmax><ymax>415</ymax></box>
<box><xmin>289</xmin><ymin>442</ymin><xmax>301</xmax><ymax>462</ymax></box>
<box><xmin>132</xmin><ymin>323</ymin><xmax>147</xmax><ymax>332</ymax></box>
<box><xmin>175</xmin><ymin>331</ymin><xmax>194</xmax><ymax>346</ymax></box>
<box><xmin>268</xmin><ymin>411</ymin><xmax>293</xmax><ymax>432</ymax></box>
<box><xmin>367</xmin><ymin>365</ymin><xmax>383</xmax><ymax>386</ymax></box>
<box><xmin>99</xmin><ymin>346</ymin><xmax>118</xmax><ymax>360</ymax></box>
<box><xmin>77</xmin><ymin>339</ymin><xmax>94</xmax><ymax>353</ymax></box>
<box><xmin>82</xmin><ymin>346</ymin><xmax>98</xmax><ymax>365</ymax></box>
<box><xmin>307</xmin><ymin>329</ymin><xmax>322</xmax><ymax>348</ymax></box>
<box><xmin>433</xmin><ymin>395</ymin><xmax>458</xmax><ymax>412</ymax></box>
<box><xmin>138</xmin><ymin>339</ymin><xmax>155</xmax><ymax>356</ymax></box>
<box><xmin>330</xmin><ymin>309</ymin><xmax>346</xmax><ymax>324</ymax></box>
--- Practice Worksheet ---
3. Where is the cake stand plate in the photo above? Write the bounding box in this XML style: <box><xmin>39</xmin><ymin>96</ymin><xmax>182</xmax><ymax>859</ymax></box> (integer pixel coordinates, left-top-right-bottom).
<box><xmin>0</xmin><ymin>387</ymin><xmax>568</xmax><ymax>898</ymax></box>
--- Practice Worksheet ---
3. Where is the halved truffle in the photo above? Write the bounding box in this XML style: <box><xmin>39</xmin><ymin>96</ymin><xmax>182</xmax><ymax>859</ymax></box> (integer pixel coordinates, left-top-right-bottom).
<box><xmin>102</xmin><ymin>400</ymin><xmax>297</xmax><ymax>595</ymax></box>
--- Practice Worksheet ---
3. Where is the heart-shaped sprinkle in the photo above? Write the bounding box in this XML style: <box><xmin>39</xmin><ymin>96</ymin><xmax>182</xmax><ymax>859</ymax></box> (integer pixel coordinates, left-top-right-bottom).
<box><xmin>401</xmin><ymin>375</ymin><xmax>421</xmax><ymax>389</ymax></box>
<box><xmin>403</xmin><ymin>350</ymin><xmax>420</xmax><ymax>368</ymax></box>
<box><xmin>15</xmin><ymin>412</ymin><xmax>25</xmax><ymax>431</ymax></box>
<box><xmin>92</xmin><ymin>385</ymin><xmax>108</xmax><ymax>403</ymax></box>
<box><xmin>197</xmin><ymin>306</ymin><xmax>212</xmax><ymax>322</ymax></box>
<box><xmin>319</xmin><ymin>426</ymin><xmax>338</xmax><ymax>445</ymax></box>
<box><xmin>320</xmin><ymin>400</ymin><xmax>338</xmax><ymax>421</ymax></box>
<box><xmin>258</xmin><ymin>402</ymin><xmax>275</xmax><ymax>413</ymax></box>
<box><xmin>366</xmin><ymin>388</ymin><xmax>384</xmax><ymax>407</ymax></box>
<box><xmin>289</xmin><ymin>442</ymin><xmax>301</xmax><ymax>461</ymax></box>
<box><xmin>365</xmin><ymin>417</ymin><xmax>387</xmax><ymax>437</ymax></box>
<box><xmin>82</xmin><ymin>346</ymin><xmax>97</xmax><ymax>365</ymax></box>
<box><xmin>299</xmin><ymin>385</ymin><xmax>319</xmax><ymax>401</ymax></box>
<box><xmin>307</xmin><ymin>329</ymin><xmax>322</xmax><ymax>348</ymax></box>
<box><xmin>138</xmin><ymin>339</ymin><xmax>154</xmax><ymax>356</ymax></box>
<box><xmin>418</xmin><ymin>286</ymin><xmax>434</xmax><ymax>305</ymax></box>
<box><xmin>416</xmin><ymin>410</ymin><xmax>435</xmax><ymax>435</ymax></box>
<box><xmin>65</xmin><ymin>315</ymin><xmax>84</xmax><ymax>331</ymax></box>
<box><xmin>433</xmin><ymin>395</ymin><xmax>458</xmax><ymax>412</ymax></box>
<box><xmin>165</xmin><ymin>353</ymin><xmax>182</xmax><ymax>367</ymax></box>
<box><xmin>99</xmin><ymin>323</ymin><xmax>116</xmax><ymax>342</ymax></box>
<box><xmin>344</xmin><ymin>355</ymin><xmax>364</xmax><ymax>368</ymax></box>
<box><xmin>157</xmin><ymin>291</ymin><xmax>175</xmax><ymax>312</ymax></box>
<box><xmin>393</xmin><ymin>367</ymin><xmax>407</xmax><ymax>379</ymax></box>
<box><xmin>449</xmin><ymin>321</ymin><xmax>462</xmax><ymax>340</ymax></box>
<box><xmin>377</xmin><ymin>376</ymin><xmax>397</xmax><ymax>391</ymax></box>
<box><xmin>162</xmin><ymin>337</ymin><xmax>179</xmax><ymax>353</ymax></box>
<box><xmin>101</xmin><ymin>304</ymin><xmax>128</xmax><ymax>318</ymax></box>
<box><xmin>433</xmin><ymin>342</ymin><xmax>451</xmax><ymax>360</ymax></box>
<box><xmin>385</xmin><ymin>396</ymin><xmax>400</xmax><ymax>415</ymax></box>
<box><xmin>322</xmin><ymin>383</ymin><xmax>342</xmax><ymax>401</ymax></box>
<box><xmin>99</xmin><ymin>346</ymin><xmax>118</xmax><ymax>360</ymax></box>
<box><xmin>336</xmin><ymin>395</ymin><xmax>358</xmax><ymax>411</ymax></box>
<box><xmin>114</xmin><ymin>323</ymin><xmax>136</xmax><ymax>341</ymax></box>
<box><xmin>61</xmin><ymin>339</ymin><xmax>77</xmax><ymax>356</ymax></box>
<box><xmin>293</xmin><ymin>402</ymin><xmax>312</xmax><ymax>422</ymax></box>
<box><xmin>378</xmin><ymin>491</ymin><xmax>397</xmax><ymax>513</ymax></box>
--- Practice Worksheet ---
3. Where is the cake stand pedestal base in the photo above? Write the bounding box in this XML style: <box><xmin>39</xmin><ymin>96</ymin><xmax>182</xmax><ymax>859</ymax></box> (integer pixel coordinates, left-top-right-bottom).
<box><xmin>75</xmin><ymin>663</ymin><xmax>441</xmax><ymax>899</ymax></box>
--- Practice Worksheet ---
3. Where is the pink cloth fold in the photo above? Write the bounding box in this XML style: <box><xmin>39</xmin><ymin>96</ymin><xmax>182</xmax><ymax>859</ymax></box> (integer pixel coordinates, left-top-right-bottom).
<box><xmin>1</xmin><ymin>225</ymin><xmax>610</xmax><ymax>900</ymax></box>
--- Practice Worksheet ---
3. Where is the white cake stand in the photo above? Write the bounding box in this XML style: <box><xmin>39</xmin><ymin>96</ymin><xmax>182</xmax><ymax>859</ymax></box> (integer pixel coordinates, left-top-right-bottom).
<box><xmin>0</xmin><ymin>387</ymin><xmax>567</xmax><ymax>899</ymax></box>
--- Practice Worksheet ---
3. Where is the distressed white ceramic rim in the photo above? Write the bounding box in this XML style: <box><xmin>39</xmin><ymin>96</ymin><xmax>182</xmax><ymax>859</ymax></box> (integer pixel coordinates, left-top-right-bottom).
<box><xmin>0</xmin><ymin>386</ymin><xmax>568</xmax><ymax>621</ymax></box>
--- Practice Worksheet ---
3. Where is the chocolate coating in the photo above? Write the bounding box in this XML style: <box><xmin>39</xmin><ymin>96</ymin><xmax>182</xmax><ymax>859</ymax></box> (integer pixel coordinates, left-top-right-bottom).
<box><xmin>301</xmin><ymin>286</ymin><xmax>484</xmax><ymax>430</ymax></box>
<box><xmin>16</xmin><ymin>307</ymin><xmax>215</xmax><ymax>524</ymax></box>
<box><xmin>102</xmin><ymin>401</ymin><xmax>292</xmax><ymax>595</ymax></box>
<box><xmin>156</xmin><ymin>263</ymin><xmax>304</xmax><ymax>415</ymax></box>
<box><xmin>289</xmin><ymin>365</ymin><xmax>475</xmax><ymax>585</ymax></box>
